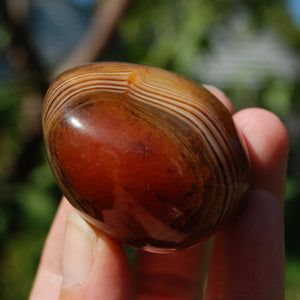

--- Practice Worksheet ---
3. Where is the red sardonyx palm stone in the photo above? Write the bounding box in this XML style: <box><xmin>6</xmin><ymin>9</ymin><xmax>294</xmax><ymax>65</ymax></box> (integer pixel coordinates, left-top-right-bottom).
<box><xmin>43</xmin><ymin>62</ymin><xmax>249</xmax><ymax>252</ymax></box>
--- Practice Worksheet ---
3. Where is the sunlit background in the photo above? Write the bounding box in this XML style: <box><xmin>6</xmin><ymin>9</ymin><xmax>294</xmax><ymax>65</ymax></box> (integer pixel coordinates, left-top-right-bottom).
<box><xmin>0</xmin><ymin>0</ymin><xmax>299</xmax><ymax>298</ymax></box>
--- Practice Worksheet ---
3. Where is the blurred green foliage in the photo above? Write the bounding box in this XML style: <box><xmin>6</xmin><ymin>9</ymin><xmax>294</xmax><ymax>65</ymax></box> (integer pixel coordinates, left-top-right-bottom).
<box><xmin>0</xmin><ymin>0</ymin><xmax>299</xmax><ymax>298</ymax></box>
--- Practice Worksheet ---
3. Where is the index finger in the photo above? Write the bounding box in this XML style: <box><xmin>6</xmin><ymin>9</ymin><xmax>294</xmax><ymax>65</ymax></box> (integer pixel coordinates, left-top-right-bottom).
<box><xmin>205</xmin><ymin>107</ymin><xmax>289</xmax><ymax>299</ymax></box>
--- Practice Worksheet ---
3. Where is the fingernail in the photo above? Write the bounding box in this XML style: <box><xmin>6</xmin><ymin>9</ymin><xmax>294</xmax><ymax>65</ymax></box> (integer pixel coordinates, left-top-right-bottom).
<box><xmin>61</xmin><ymin>212</ymin><xmax>97</xmax><ymax>288</ymax></box>
<box><xmin>202</xmin><ymin>85</ymin><xmax>234</xmax><ymax>114</ymax></box>
<box><xmin>202</xmin><ymin>85</ymin><xmax>226</xmax><ymax>97</ymax></box>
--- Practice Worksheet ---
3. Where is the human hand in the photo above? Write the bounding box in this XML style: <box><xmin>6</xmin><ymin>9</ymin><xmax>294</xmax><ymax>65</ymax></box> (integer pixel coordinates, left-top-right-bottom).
<box><xmin>29</xmin><ymin>86</ymin><xmax>289</xmax><ymax>300</ymax></box>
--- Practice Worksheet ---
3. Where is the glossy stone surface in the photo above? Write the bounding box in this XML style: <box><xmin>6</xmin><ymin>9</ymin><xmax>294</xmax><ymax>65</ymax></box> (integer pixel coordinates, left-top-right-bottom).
<box><xmin>43</xmin><ymin>62</ymin><xmax>250</xmax><ymax>252</ymax></box>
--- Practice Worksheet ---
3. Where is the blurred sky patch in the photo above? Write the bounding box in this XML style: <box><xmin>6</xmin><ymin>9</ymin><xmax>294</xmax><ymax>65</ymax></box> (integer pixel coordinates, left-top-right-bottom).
<box><xmin>286</xmin><ymin>0</ymin><xmax>300</xmax><ymax>27</ymax></box>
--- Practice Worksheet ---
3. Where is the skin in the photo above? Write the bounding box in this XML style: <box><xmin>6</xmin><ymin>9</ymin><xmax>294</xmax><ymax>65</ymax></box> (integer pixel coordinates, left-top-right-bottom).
<box><xmin>29</xmin><ymin>87</ymin><xmax>289</xmax><ymax>300</ymax></box>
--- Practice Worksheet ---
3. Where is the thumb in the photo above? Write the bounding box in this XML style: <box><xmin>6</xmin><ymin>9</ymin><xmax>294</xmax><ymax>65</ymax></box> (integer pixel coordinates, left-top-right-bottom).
<box><xmin>59</xmin><ymin>212</ymin><xmax>134</xmax><ymax>300</ymax></box>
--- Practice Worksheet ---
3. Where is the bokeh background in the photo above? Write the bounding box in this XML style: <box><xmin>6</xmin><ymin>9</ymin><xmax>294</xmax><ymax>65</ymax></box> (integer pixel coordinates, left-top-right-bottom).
<box><xmin>0</xmin><ymin>0</ymin><xmax>299</xmax><ymax>298</ymax></box>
